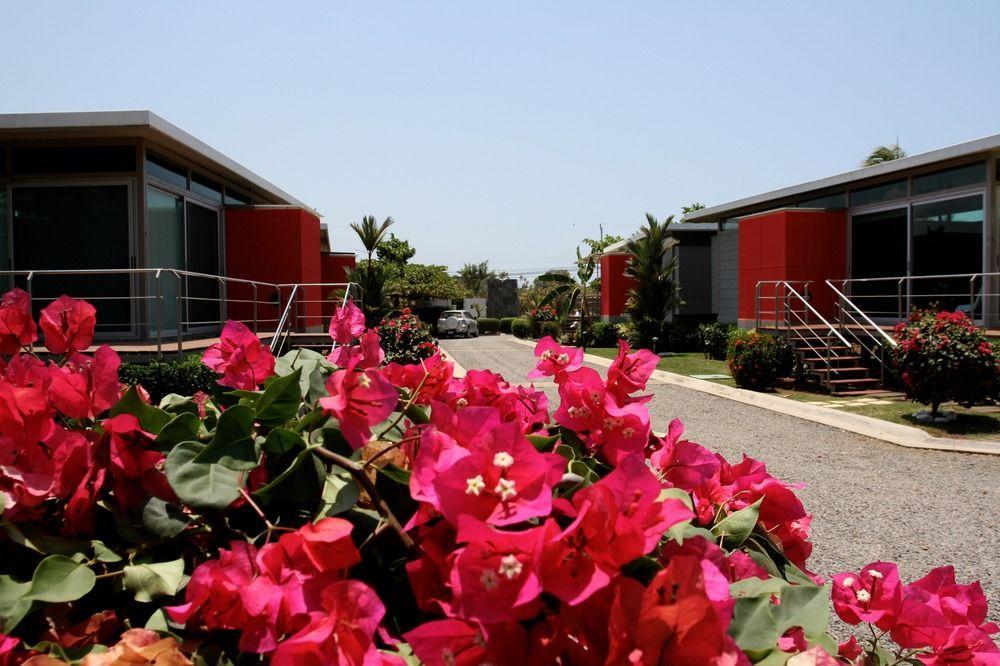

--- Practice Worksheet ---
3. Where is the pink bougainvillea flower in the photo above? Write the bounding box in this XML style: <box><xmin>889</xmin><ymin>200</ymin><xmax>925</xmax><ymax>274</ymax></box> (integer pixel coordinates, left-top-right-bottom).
<box><xmin>528</xmin><ymin>336</ymin><xmax>584</xmax><ymax>379</ymax></box>
<box><xmin>448</xmin><ymin>518</ymin><xmax>545</xmax><ymax>624</ymax></box>
<box><xmin>39</xmin><ymin>295</ymin><xmax>97</xmax><ymax>355</ymax></box>
<box><xmin>47</xmin><ymin>346</ymin><xmax>122</xmax><ymax>420</ymax></box>
<box><xmin>0</xmin><ymin>288</ymin><xmax>37</xmax><ymax>354</ymax></box>
<box><xmin>837</xmin><ymin>636</ymin><xmax>863</xmax><ymax>661</ymax></box>
<box><xmin>383</xmin><ymin>352</ymin><xmax>455</xmax><ymax>405</ymax></box>
<box><xmin>606</xmin><ymin>339</ymin><xmax>659</xmax><ymax>403</ymax></box>
<box><xmin>832</xmin><ymin>562</ymin><xmax>903</xmax><ymax>630</ymax></box>
<box><xmin>327</xmin><ymin>328</ymin><xmax>385</xmax><ymax>370</ymax></box>
<box><xmin>319</xmin><ymin>358</ymin><xmax>399</xmax><ymax>449</ymax></box>
<box><xmin>328</xmin><ymin>298</ymin><xmax>366</xmax><ymax>344</ymax></box>
<box><xmin>427</xmin><ymin>420</ymin><xmax>564</xmax><ymax>527</ymax></box>
<box><xmin>405</xmin><ymin>619</ymin><xmax>528</xmax><ymax>666</ymax></box>
<box><xmin>202</xmin><ymin>320</ymin><xmax>276</xmax><ymax>390</ymax></box>
<box><xmin>605</xmin><ymin>554</ymin><xmax>747</xmax><ymax>665</ymax></box>
<box><xmin>915</xmin><ymin>625</ymin><xmax>1000</xmax><ymax>665</ymax></box>
<box><xmin>891</xmin><ymin>566</ymin><xmax>1000</xmax><ymax>651</ymax></box>
<box><xmin>82</xmin><ymin>628</ymin><xmax>192</xmax><ymax>665</ymax></box>
<box><xmin>553</xmin><ymin>366</ymin><xmax>606</xmax><ymax>434</ymax></box>
<box><xmin>598</xmin><ymin>396</ymin><xmax>651</xmax><ymax>464</ymax></box>
<box><xmin>270</xmin><ymin>580</ymin><xmax>385</xmax><ymax>665</ymax></box>
<box><xmin>102</xmin><ymin>413</ymin><xmax>176</xmax><ymax>510</ymax></box>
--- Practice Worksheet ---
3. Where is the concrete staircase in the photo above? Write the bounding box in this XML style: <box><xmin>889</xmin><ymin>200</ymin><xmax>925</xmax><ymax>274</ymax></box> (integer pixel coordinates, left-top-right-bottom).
<box><xmin>782</xmin><ymin>326</ymin><xmax>889</xmax><ymax>396</ymax></box>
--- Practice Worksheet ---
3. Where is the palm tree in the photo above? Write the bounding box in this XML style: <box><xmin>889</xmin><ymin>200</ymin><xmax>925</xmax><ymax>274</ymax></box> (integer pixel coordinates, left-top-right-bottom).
<box><xmin>537</xmin><ymin>249</ymin><xmax>596</xmax><ymax>345</ymax></box>
<box><xmin>458</xmin><ymin>261</ymin><xmax>491</xmax><ymax>297</ymax></box>
<box><xmin>624</xmin><ymin>214</ymin><xmax>680</xmax><ymax>350</ymax></box>
<box><xmin>347</xmin><ymin>215</ymin><xmax>394</xmax><ymax>325</ymax></box>
<box><xmin>863</xmin><ymin>143</ymin><xmax>907</xmax><ymax>167</ymax></box>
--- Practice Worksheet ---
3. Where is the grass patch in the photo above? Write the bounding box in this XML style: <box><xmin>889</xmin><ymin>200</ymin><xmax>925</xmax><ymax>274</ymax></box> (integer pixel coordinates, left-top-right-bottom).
<box><xmin>586</xmin><ymin>349</ymin><xmax>735</xmax><ymax>386</ymax></box>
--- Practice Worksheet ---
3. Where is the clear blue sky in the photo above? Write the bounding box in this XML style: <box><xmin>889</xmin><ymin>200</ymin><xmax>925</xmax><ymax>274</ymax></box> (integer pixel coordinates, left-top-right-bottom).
<box><xmin>4</xmin><ymin>2</ymin><xmax>998</xmax><ymax>279</ymax></box>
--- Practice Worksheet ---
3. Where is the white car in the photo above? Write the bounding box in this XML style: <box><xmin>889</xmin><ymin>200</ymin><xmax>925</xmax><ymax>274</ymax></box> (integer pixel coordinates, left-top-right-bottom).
<box><xmin>437</xmin><ymin>310</ymin><xmax>479</xmax><ymax>338</ymax></box>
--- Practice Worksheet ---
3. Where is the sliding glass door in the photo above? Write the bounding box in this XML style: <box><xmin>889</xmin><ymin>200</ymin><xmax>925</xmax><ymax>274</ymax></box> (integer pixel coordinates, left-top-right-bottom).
<box><xmin>184</xmin><ymin>202</ymin><xmax>221</xmax><ymax>331</ymax></box>
<box><xmin>12</xmin><ymin>184</ymin><xmax>132</xmax><ymax>333</ymax></box>
<box><xmin>147</xmin><ymin>187</ymin><xmax>185</xmax><ymax>333</ymax></box>
<box><xmin>850</xmin><ymin>207</ymin><xmax>908</xmax><ymax>318</ymax></box>
<box><xmin>910</xmin><ymin>194</ymin><xmax>983</xmax><ymax>314</ymax></box>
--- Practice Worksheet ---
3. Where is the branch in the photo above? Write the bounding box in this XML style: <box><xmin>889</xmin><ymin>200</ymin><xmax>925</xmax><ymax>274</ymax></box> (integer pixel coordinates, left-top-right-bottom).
<box><xmin>312</xmin><ymin>446</ymin><xmax>417</xmax><ymax>552</ymax></box>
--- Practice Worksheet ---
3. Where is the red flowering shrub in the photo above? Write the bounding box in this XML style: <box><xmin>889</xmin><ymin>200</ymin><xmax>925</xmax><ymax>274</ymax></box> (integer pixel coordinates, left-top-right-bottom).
<box><xmin>892</xmin><ymin>308</ymin><xmax>1000</xmax><ymax>415</ymax></box>
<box><xmin>727</xmin><ymin>328</ymin><xmax>795</xmax><ymax>390</ymax></box>
<box><xmin>378</xmin><ymin>308</ymin><xmax>438</xmax><ymax>364</ymax></box>
<box><xmin>0</xmin><ymin>292</ymin><xmax>995</xmax><ymax>664</ymax></box>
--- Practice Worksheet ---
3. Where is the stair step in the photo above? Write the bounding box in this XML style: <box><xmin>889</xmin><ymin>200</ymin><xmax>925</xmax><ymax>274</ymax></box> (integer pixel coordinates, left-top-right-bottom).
<box><xmin>827</xmin><ymin>378</ymin><xmax>880</xmax><ymax>385</ymax></box>
<box><xmin>811</xmin><ymin>367</ymin><xmax>870</xmax><ymax>376</ymax></box>
<box><xmin>803</xmin><ymin>355</ymin><xmax>862</xmax><ymax>364</ymax></box>
<box><xmin>831</xmin><ymin>389</ymin><xmax>898</xmax><ymax>397</ymax></box>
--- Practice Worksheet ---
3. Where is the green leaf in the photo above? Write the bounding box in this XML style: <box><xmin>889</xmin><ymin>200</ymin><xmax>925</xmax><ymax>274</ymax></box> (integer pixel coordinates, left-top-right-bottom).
<box><xmin>145</xmin><ymin>609</ymin><xmax>171</xmax><ymax>633</ymax></box>
<box><xmin>255</xmin><ymin>369</ymin><xmax>303</xmax><ymax>425</ymax></box>
<box><xmin>711</xmin><ymin>498</ymin><xmax>763</xmax><ymax>548</ymax></box>
<box><xmin>90</xmin><ymin>540</ymin><xmax>123</xmax><ymax>563</ymax></box>
<box><xmin>123</xmin><ymin>558</ymin><xmax>186</xmax><ymax>602</ymax></box>
<box><xmin>154</xmin><ymin>412</ymin><xmax>202</xmax><ymax>450</ymax></box>
<box><xmin>110</xmin><ymin>386</ymin><xmax>172</xmax><ymax>434</ymax></box>
<box><xmin>0</xmin><ymin>576</ymin><xmax>32</xmax><ymax>633</ymax></box>
<box><xmin>194</xmin><ymin>405</ymin><xmax>257</xmax><ymax>470</ymax></box>
<box><xmin>142</xmin><ymin>498</ymin><xmax>190</xmax><ymax>538</ymax></box>
<box><xmin>657</xmin><ymin>487</ymin><xmax>694</xmax><ymax>511</ymax></box>
<box><xmin>728</xmin><ymin>595</ymin><xmax>779</xmax><ymax>652</ymax></box>
<box><xmin>166</xmin><ymin>441</ymin><xmax>243</xmax><ymax>510</ymax></box>
<box><xmin>527</xmin><ymin>433</ymin><xmax>560</xmax><ymax>452</ymax></box>
<box><xmin>772</xmin><ymin>582</ymin><xmax>829</xmax><ymax>638</ymax></box>
<box><xmin>318</xmin><ymin>466</ymin><xmax>361</xmax><ymax>517</ymax></box>
<box><xmin>24</xmin><ymin>555</ymin><xmax>96</xmax><ymax>603</ymax></box>
<box><xmin>275</xmin><ymin>349</ymin><xmax>334</xmax><ymax>403</ymax></box>
<box><xmin>254</xmin><ymin>429</ymin><xmax>321</xmax><ymax>499</ymax></box>
<box><xmin>378</xmin><ymin>464</ymin><xmax>410</xmax><ymax>485</ymax></box>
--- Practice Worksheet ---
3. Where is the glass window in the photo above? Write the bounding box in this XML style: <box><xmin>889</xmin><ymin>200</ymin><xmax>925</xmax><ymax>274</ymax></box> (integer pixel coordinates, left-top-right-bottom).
<box><xmin>11</xmin><ymin>146</ymin><xmax>136</xmax><ymax>174</ymax></box>
<box><xmin>911</xmin><ymin>162</ymin><xmax>985</xmax><ymax>196</ymax></box>
<box><xmin>849</xmin><ymin>179</ymin><xmax>907</xmax><ymax>207</ymax></box>
<box><xmin>0</xmin><ymin>189</ymin><xmax>8</xmax><ymax>291</ymax></box>
<box><xmin>185</xmin><ymin>202</ymin><xmax>221</xmax><ymax>329</ymax></box>
<box><xmin>224</xmin><ymin>188</ymin><xmax>251</xmax><ymax>206</ymax></box>
<box><xmin>147</xmin><ymin>188</ymin><xmax>185</xmax><ymax>333</ymax></box>
<box><xmin>850</xmin><ymin>208</ymin><xmax>908</xmax><ymax>317</ymax></box>
<box><xmin>12</xmin><ymin>185</ymin><xmax>131</xmax><ymax>331</ymax></box>
<box><xmin>145</xmin><ymin>152</ymin><xmax>188</xmax><ymax>189</ymax></box>
<box><xmin>798</xmin><ymin>192</ymin><xmax>846</xmax><ymax>208</ymax></box>
<box><xmin>191</xmin><ymin>172</ymin><xmax>223</xmax><ymax>203</ymax></box>
<box><xmin>910</xmin><ymin>195</ymin><xmax>983</xmax><ymax>313</ymax></box>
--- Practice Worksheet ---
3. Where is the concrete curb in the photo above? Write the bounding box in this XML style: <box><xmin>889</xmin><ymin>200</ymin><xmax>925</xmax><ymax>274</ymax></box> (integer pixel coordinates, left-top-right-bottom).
<box><xmin>503</xmin><ymin>335</ymin><xmax>1000</xmax><ymax>456</ymax></box>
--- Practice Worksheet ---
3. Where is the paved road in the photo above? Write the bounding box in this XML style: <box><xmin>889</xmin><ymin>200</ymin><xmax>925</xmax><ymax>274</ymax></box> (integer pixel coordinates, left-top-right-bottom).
<box><xmin>440</xmin><ymin>335</ymin><xmax>1000</xmax><ymax>625</ymax></box>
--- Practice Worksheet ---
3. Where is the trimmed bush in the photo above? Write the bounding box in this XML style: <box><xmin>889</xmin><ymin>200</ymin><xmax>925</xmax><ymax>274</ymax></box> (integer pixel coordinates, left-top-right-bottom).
<box><xmin>892</xmin><ymin>308</ymin><xmax>1000</xmax><ymax>415</ymax></box>
<box><xmin>698</xmin><ymin>322</ymin><xmax>737</xmax><ymax>360</ymax></box>
<box><xmin>511</xmin><ymin>317</ymin><xmax>532</xmax><ymax>339</ymax></box>
<box><xmin>539</xmin><ymin>320</ymin><xmax>561</xmax><ymax>340</ymax></box>
<box><xmin>615</xmin><ymin>320</ymin><xmax>640</xmax><ymax>347</ymax></box>
<box><xmin>119</xmin><ymin>354</ymin><xmax>220</xmax><ymax>404</ymax></box>
<box><xmin>727</xmin><ymin>329</ymin><xmax>794</xmax><ymax>391</ymax></box>
<box><xmin>499</xmin><ymin>317</ymin><xmax>516</xmax><ymax>334</ymax></box>
<box><xmin>477</xmin><ymin>317</ymin><xmax>500</xmax><ymax>335</ymax></box>
<box><xmin>581</xmin><ymin>320</ymin><xmax>618</xmax><ymax>348</ymax></box>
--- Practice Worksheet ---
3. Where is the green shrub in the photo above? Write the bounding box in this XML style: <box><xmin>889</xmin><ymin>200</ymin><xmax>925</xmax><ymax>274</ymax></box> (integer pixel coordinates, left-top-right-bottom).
<box><xmin>499</xmin><ymin>317</ymin><xmax>516</xmax><ymax>334</ymax></box>
<box><xmin>511</xmin><ymin>318</ymin><xmax>532</xmax><ymax>339</ymax></box>
<box><xmin>477</xmin><ymin>317</ymin><xmax>500</xmax><ymax>335</ymax></box>
<box><xmin>539</xmin><ymin>321</ymin><xmax>562</xmax><ymax>340</ymax></box>
<box><xmin>378</xmin><ymin>309</ymin><xmax>438</xmax><ymax>364</ymax></box>
<box><xmin>615</xmin><ymin>321</ymin><xmax>640</xmax><ymax>347</ymax></box>
<box><xmin>581</xmin><ymin>320</ymin><xmax>618</xmax><ymax>347</ymax></box>
<box><xmin>892</xmin><ymin>309</ymin><xmax>1000</xmax><ymax>415</ymax></box>
<box><xmin>698</xmin><ymin>322</ymin><xmax>737</xmax><ymax>360</ymax></box>
<box><xmin>119</xmin><ymin>355</ymin><xmax>220</xmax><ymax>404</ymax></box>
<box><xmin>726</xmin><ymin>329</ymin><xmax>794</xmax><ymax>391</ymax></box>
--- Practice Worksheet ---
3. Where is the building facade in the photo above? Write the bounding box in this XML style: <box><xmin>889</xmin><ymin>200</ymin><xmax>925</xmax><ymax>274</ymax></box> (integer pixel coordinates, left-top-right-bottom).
<box><xmin>0</xmin><ymin>111</ymin><xmax>354</xmax><ymax>342</ymax></box>
<box><xmin>602</xmin><ymin>133</ymin><xmax>1000</xmax><ymax>327</ymax></box>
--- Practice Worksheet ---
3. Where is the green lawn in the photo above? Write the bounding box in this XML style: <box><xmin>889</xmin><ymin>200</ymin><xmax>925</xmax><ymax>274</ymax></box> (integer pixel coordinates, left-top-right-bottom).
<box><xmin>585</xmin><ymin>349</ymin><xmax>1000</xmax><ymax>440</ymax></box>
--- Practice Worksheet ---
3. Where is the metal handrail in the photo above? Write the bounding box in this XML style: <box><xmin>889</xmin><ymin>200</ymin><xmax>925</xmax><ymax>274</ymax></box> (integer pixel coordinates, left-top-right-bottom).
<box><xmin>781</xmin><ymin>282</ymin><xmax>851</xmax><ymax>348</ymax></box>
<box><xmin>826</xmin><ymin>280</ymin><xmax>896</xmax><ymax>347</ymax></box>
<box><xmin>270</xmin><ymin>284</ymin><xmax>300</xmax><ymax>356</ymax></box>
<box><xmin>842</xmin><ymin>272</ymin><xmax>1000</xmax><ymax>322</ymax></box>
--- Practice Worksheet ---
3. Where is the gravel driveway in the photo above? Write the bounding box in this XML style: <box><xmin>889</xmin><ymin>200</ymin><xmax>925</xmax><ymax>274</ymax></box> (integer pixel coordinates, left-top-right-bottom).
<box><xmin>440</xmin><ymin>335</ymin><xmax>1000</xmax><ymax>627</ymax></box>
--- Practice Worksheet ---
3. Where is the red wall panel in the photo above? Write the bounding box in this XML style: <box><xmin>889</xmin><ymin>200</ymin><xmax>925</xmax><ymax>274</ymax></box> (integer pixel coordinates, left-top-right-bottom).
<box><xmin>601</xmin><ymin>253</ymin><xmax>635</xmax><ymax>318</ymax></box>
<box><xmin>737</xmin><ymin>209</ymin><xmax>847</xmax><ymax>322</ymax></box>
<box><xmin>224</xmin><ymin>207</ymin><xmax>324</xmax><ymax>330</ymax></box>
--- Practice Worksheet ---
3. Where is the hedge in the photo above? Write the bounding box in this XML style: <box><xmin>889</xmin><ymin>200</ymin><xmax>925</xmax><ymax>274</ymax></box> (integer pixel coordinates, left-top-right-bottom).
<box><xmin>118</xmin><ymin>354</ymin><xmax>220</xmax><ymax>403</ymax></box>
<box><xmin>539</xmin><ymin>321</ymin><xmax>561</xmax><ymax>340</ymax></box>
<box><xmin>499</xmin><ymin>317</ymin><xmax>517</xmax><ymax>334</ymax></box>
<box><xmin>477</xmin><ymin>317</ymin><xmax>500</xmax><ymax>335</ymax></box>
<box><xmin>511</xmin><ymin>318</ymin><xmax>532</xmax><ymax>338</ymax></box>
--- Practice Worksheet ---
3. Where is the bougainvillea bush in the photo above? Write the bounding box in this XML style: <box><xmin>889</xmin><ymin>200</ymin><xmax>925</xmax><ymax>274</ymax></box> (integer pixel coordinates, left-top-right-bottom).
<box><xmin>375</xmin><ymin>308</ymin><xmax>438</xmax><ymax>365</ymax></box>
<box><xmin>728</xmin><ymin>329</ymin><xmax>795</xmax><ymax>391</ymax></box>
<box><xmin>892</xmin><ymin>309</ymin><xmax>1000</xmax><ymax>416</ymax></box>
<box><xmin>0</xmin><ymin>292</ymin><xmax>996</xmax><ymax>664</ymax></box>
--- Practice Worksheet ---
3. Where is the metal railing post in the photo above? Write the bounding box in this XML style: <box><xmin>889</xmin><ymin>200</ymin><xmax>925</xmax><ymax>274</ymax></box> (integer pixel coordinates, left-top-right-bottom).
<box><xmin>218</xmin><ymin>277</ymin><xmax>227</xmax><ymax>328</ymax></box>
<box><xmin>252</xmin><ymin>283</ymin><xmax>258</xmax><ymax>334</ymax></box>
<box><xmin>897</xmin><ymin>278</ymin><xmax>905</xmax><ymax>321</ymax></box>
<box><xmin>25</xmin><ymin>272</ymin><xmax>34</xmax><ymax>352</ymax></box>
<box><xmin>175</xmin><ymin>271</ymin><xmax>184</xmax><ymax>354</ymax></box>
<box><xmin>755</xmin><ymin>282</ymin><xmax>760</xmax><ymax>329</ymax></box>
<box><xmin>155</xmin><ymin>270</ymin><xmax>163</xmax><ymax>359</ymax></box>
<box><xmin>970</xmin><ymin>275</ymin><xmax>978</xmax><ymax>321</ymax></box>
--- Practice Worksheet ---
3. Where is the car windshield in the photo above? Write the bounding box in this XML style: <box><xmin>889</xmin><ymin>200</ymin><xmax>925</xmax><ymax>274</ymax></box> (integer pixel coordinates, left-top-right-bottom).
<box><xmin>441</xmin><ymin>311</ymin><xmax>463</xmax><ymax>317</ymax></box>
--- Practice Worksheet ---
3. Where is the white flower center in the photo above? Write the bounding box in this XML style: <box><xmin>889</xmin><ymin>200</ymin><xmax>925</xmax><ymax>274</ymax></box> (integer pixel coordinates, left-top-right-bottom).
<box><xmin>494</xmin><ymin>477</ymin><xmax>517</xmax><ymax>501</ymax></box>
<box><xmin>541</xmin><ymin>350</ymin><xmax>553</xmax><ymax>361</ymax></box>
<box><xmin>493</xmin><ymin>451</ymin><xmax>514</xmax><ymax>469</ymax></box>
<box><xmin>456</xmin><ymin>397</ymin><xmax>468</xmax><ymax>408</ymax></box>
<box><xmin>622</xmin><ymin>427</ymin><xmax>635</xmax><ymax>438</ymax></box>
<box><xmin>855</xmin><ymin>589</ymin><xmax>871</xmax><ymax>603</ymax></box>
<box><xmin>465</xmin><ymin>475</ymin><xmax>486</xmax><ymax>496</ymax></box>
<box><xmin>498</xmin><ymin>554</ymin><xmax>523</xmax><ymax>580</ymax></box>
<box><xmin>842</xmin><ymin>577</ymin><xmax>854</xmax><ymax>588</ymax></box>
<box><xmin>556</xmin><ymin>353</ymin><xmax>570</xmax><ymax>365</ymax></box>
<box><xmin>868</xmin><ymin>570</ymin><xmax>883</xmax><ymax>579</ymax></box>
<box><xmin>357</xmin><ymin>373</ymin><xmax>372</xmax><ymax>388</ymax></box>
